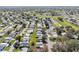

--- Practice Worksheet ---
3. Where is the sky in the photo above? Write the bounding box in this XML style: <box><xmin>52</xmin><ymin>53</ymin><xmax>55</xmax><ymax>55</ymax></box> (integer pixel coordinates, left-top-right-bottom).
<box><xmin>0</xmin><ymin>0</ymin><xmax>79</xmax><ymax>6</ymax></box>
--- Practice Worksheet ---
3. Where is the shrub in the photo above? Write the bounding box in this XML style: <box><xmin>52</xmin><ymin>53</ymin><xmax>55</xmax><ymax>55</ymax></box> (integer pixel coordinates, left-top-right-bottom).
<box><xmin>51</xmin><ymin>39</ymin><xmax>79</xmax><ymax>52</ymax></box>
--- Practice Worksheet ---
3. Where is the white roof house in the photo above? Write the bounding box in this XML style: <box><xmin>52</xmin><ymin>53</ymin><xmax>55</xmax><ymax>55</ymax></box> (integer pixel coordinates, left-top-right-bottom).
<box><xmin>21</xmin><ymin>48</ymin><xmax>28</xmax><ymax>52</ymax></box>
<box><xmin>37</xmin><ymin>23</ymin><xmax>42</xmax><ymax>27</ymax></box>
<box><xmin>61</xmin><ymin>32</ymin><xmax>66</xmax><ymax>36</ymax></box>
<box><xmin>51</xmin><ymin>32</ymin><xmax>58</xmax><ymax>38</ymax></box>
<box><xmin>23</xmin><ymin>36</ymin><xmax>29</xmax><ymax>41</ymax></box>
<box><xmin>0</xmin><ymin>33</ymin><xmax>4</xmax><ymax>37</ymax></box>
<box><xmin>5</xmin><ymin>37</ymin><xmax>13</xmax><ymax>40</ymax></box>
<box><xmin>36</xmin><ymin>42</ymin><xmax>43</xmax><ymax>48</ymax></box>
<box><xmin>37</xmin><ymin>28</ymin><xmax>42</xmax><ymax>31</ymax></box>
<box><xmin>36</xmin><ymin>33</ymin><xmax>42</xmax><ymax>37</ymax></box>
<box><xmin>0</xmin><ymin>43</ymin><xmax>9</xmax><ymax>47</ymax></box>
<box><xmin>73</xmin><ymin>35</ymin><xmax>78</xmax><ymax>39</ymax></box>
<box><xmin>27</xmin><ymin>29</ymin><xmax>33</xmax><ymax>33</ymax></box>
<box><xmin>25</xmin><ymin>33</ymin><xmax>30</xmax><ymax>37</ymax></box>
<box><xmin>50</xmin><ymin>26</ymin><xmax>55</xmax><ymax>31</ymax></box>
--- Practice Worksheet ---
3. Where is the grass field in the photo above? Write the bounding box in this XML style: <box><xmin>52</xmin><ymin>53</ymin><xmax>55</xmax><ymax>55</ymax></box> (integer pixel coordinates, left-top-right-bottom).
<box><xmin>52</xmin><ymin>16</ymin><xmax>79</xmax><ymax>30</ymax></box>
<box><xmin>29</xmin><ymin>21</ymin><xmax>37</xmax><ymax>48</ymax></box>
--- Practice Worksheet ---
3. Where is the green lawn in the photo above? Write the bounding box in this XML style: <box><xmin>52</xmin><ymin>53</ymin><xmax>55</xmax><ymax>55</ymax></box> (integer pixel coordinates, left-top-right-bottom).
<box><xmin>0</xmin><ymin>33</ymin><xmax>8</xmax><ymax>43</ymax></box>
<box><xmin>13</xmin><ymin>48</ymin><xmax>20</xmax><ymax>52</ymax></box>
<box><xmin>29</xmin><ymin>22</ymin><xmax>37</xmax><ymax>48</ymax></box>
<box><xmin>3</xmin><ymin>40</ymin><xmax>15</xmax><ymax>51</ymax></box>
<box><xmin>61</xmin><ymin>20</ymin><xmax>79</xmax><ymax>30</ymax></box>
<box><xmin>52</xmin><ymin>16</ymin><xmax>79</xmax><ymax>30</ymax></box>
<box><xmin>53</xmin><ymin>22</ymin><xmax>61</xmax><ymax>27</ymax></box>
<box><xmin>3</xmin><ymin>46</ymin><xmax>10</xmax><ymax>51</ymax></box>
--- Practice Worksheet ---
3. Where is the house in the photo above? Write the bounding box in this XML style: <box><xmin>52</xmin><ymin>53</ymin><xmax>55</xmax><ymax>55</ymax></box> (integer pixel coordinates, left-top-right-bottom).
<box><xmin>36</xmin><ymin>31</ymin><xmax>42</xmax><ymax>37</ymax></box>
<box><xmin>20</xmin><ymin>42</ymin><xmax>28</xmax><ymax>47</ymax></box>
<box><xmin>61</xmin><ymin>32</ymin><xmax>66</xmax><ymax>36</ymax></box>
<box><xmin>30</xmin><ymin>22</ymin><xmax>34</xmax><ymax>28</ymax></box>
<box><xmin>5</xmin><ymin>37</ymin><xmax>13</xmax><ymax>40</ymax></box>
<box><xmin>36</xmin><ymin>42</ymin><xmax>43</xmax><ymax>48</ymax></box>
<box><xmin>27</xmin><ymin>29</ymin><xmax>33</xmax><ymax>34</ymax></box>
<box><xmin>36</xmin><ymin>39</ymin><xmax>42</xmax><ymax>42</ymax></box>
<box><xmin>0</xmin><ymin>43</ymin><xmax>9</xmax><ymax>47</ymax></box>
<box><xmin>23</xmin><ymin>39</ymin><xmax>29</xmax><ymax>43</ymax></box>
<box><xmin>37</xmin><ymin>31</ymin><xmax>42</xmax><ymax>34</ymax></box>
<box><xmin>8</xmin><ymin>26</ymin><xmax>12</xmax><ymax>29</ymax></box>
<box><xmin>76</xmin><ymin>20</ymin><xmax>79</xmax><ymax>26</ymax></box>
<box><xmin>23</xmin><ymin>33</ymin><xmax>30</xmax><ymax>40</ymax></box>
<box><xmin>1</xmin><ymin>17</ymin><xmax>7</xmax><ymax>24</ymax></box>
<box><xmin>37</xmin><ymin>23</ymin><xmax>42</xmax><ymax>28</ymax></box>
<box><xmin>37</xmin><ymin>28</ymin><xmax>42</xmax><ymax>31</ymax></box>
<box><xmin>51</xmin><ymin>26</ymin><xmax>55</xmax><ymax>30</ymax></box>
<box><xmin>0</xmin><ymin>32</ymin><xmax>5</xmax><ymax>37</ymax></box>
<box><xmin>25</xmin><ymin>33</ymin><xmax>30</xmax><ymax>37</ymax></box>
<box><xmin>73</xmin><ymin>35</ymin><xmax>78</xmax><ymax>39</ymax></box>
<box><xmin>0</xmin><ymin>25</ymin><xmax>5</xmax><ymax>27</ymax></box>
<box><xmin>51</xmin><ymin>32</ymin><xmax>58</xmax><ymax>38</ymax></box>
<box><xmin>21</xmin><ymin>48</ymin><xmax>28</xmax><ymax>52</ymax></box>
<box><xmin>45</xmin><ymin>30</ymin><xmax>49</xmax><ymax>33</ymax></box>
<box><xmin>37</xmin><ymin>36</ymin><xmax>42</xmax><ymax>39</ymax></box>
<box><xmin>23</xmin><ymin>36</ymin><xmax>29</xmax><ymax>41</ymax></box>
<box><xmin>2</xmin><ymin>39</ymin><xmax>10</xmax><ymax>43</ymax></box>
<box><xmin>0</xmin><ymin>47</ymin><xmax>2</xmax><ymax>51</ymax></box>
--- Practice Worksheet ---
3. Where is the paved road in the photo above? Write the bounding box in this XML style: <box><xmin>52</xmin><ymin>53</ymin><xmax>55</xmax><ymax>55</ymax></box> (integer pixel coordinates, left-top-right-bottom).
<box><xmin>46</xmin><ymin>30</ymin><xmax>52</xmax><ymax>52</ymax></box>
<box><xmin>9</xmin><ymin>41</ymin><xmax>16</xmax><ymax>52</ymax></box>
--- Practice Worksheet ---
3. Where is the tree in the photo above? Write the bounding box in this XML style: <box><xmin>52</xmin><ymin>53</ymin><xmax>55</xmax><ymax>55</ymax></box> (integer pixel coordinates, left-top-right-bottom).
<box><xmin>42</xmin><ymin>35</ymin><xmax>46</xmax><ymax>43</ymax></box>
<box><xmin>15</xmin><ymin>35</ymin><xmax>22</xmax><ymax>42</ymax></box>
<box><xmin>22</xmin><ymin>23</ymin><xmax>26</xmax><ymax>28</ymax></box>
<box><xmin>7</xmin><ymin>30</ymin><xmax>11</xmax><ymax>35</ymax></box>
<box><xmin>42</xmin><ymin>29</ymin><xmax>46</xmax><ymax>34</ymax></box>
<box><xmin>51</xmin><ymin>42</ymin><xmax>68</xmax><ymax>52</ymax></box>
<box><xmin>77</xmin><ymin>35</ymin><xmax>79</xmax><ymax>40</ymax></box>
<box><xmin>50</xmin><ymin>37</ymin><xmax>56</xmax><ymax>41</ymax></box>
<box><xmin>58</xmin><ymin>17</ymin><xmax>63</xmax><ymax>22</ymax></box>
<box><xmin>56</xmin><ymin>28</ymin><xmax>62</xmax><ymax>35</ymax></box>
<box><xmin>14</xmin><ymin>42</ymin><xmax>20</xmax><ymax>49</ymax></box>
<box><xmin>27</xmin><ymin>48</ymin><xmax>33</xmax><ymax>52</ymax></box>
<box><xmin>32</xmin><ymin>42</ymin><xmax>35</xmax><ymax>46</ymax></box>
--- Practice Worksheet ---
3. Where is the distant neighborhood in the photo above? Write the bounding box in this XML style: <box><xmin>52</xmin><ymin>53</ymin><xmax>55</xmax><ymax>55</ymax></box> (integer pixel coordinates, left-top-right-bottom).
<box><xmin>0</xmin><ymin>6</ymin><xmax>79</xmax><ymax>52</ymax></box>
